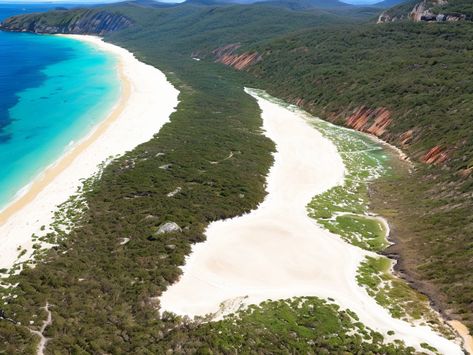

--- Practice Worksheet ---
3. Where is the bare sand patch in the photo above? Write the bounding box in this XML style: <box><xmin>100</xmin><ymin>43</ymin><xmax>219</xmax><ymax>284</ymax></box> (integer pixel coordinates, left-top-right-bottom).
<box><xmin>159</xmin><ymin>89</ymin><xmax>462</xmax><ymax>354</ymax></box>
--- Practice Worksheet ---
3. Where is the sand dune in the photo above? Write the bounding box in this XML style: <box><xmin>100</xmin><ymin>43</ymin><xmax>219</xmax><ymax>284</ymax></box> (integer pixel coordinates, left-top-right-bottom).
<box><xmin>159</xmin><ymin>89</ymin><xmax>463</xmax><ymax>354</ymax></box>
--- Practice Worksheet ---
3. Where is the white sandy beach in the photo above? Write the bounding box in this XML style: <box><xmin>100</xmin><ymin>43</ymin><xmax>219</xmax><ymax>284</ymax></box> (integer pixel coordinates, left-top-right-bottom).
<box><xmin>0</xmin><ymin>35</ymin><xmax>179</xmax><ymax>271</ymax></box>
<box><xmin>159</xmin><ymin>89</ymin><xmax>463</xmax><ymax>354</ymax></box>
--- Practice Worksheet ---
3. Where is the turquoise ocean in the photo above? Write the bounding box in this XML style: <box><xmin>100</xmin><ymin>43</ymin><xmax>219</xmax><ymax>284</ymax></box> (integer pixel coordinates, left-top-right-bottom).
<box><xmin>0</xmin><ymin>4</ymin><xmax>120</xmax><ymax>211</ymax></box>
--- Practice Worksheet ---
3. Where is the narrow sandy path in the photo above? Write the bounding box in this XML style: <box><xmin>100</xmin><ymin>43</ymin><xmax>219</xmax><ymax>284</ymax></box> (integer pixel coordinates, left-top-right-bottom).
<box><xmin>29</xmin><ymin>303</ymin><xmax>52</xmax><ymax>355</ymax></box>
<box><xmin>160</xmin><ymin>89</ymin><xmax>463</xmax><ymax>354</ymax></box>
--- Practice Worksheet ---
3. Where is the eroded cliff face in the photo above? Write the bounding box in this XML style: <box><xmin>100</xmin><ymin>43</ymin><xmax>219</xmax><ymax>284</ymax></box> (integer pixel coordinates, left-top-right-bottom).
<box><xmin>421</xmin><ymin>145</ymin><xmax>449</xmax><ymax>164</ymax></box>
<box><xmin>339</xmin><ymin>108</ymin><xmax>451</xmax><ymax>165</ymax></box>
<box><xmin>377</xmin><ymin>12</ymin><xmax>403</xmax><ymax>23</ymax></box>
<box><xmin>320</xmin><ymin>106</ymin><xmax>392</xmax><ymax>138</ymax></box>
<box><xmin>399</xmin><ymin>129</ymin><xmax>415</xmax><ymax>145</ymax></box>
<box><xmin>0</xmin><ymin>10</ymin><xmax>133</xmax><ymax>35</ymax></box>
<box><xmin>288</xmin><ymin>97</ymin><xmax>451</xmax><ymax>167</ymax></box>
<box><xmin>410</xmin><ymin>0</ymin><xmax>466</xmax><ymax>21</ymax></box>
<box><xmin>345</xmin><ymin>107</ymin><xmax>392</xmax><ymax>137</ymax></box>
<box><xmin>212</xmin><ymin>44</ymin><xmax>262</xmax><ymax>71</ymax></box>
<box><xmin>410</xmin><ymin>0</ymin><xmax>434</xmax><ymax>21</ymax></box>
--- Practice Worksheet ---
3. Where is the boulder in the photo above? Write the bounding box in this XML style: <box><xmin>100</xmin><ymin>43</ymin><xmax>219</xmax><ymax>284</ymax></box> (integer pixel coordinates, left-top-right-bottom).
<box><xmin>157</xmin><ymin>222</ymin><xmax>182</xmax><ymax>234</ymax></box>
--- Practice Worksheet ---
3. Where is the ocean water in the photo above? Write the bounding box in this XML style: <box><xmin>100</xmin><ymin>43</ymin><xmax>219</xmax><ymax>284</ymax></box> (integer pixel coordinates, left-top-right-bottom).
<box><xmin>0</xmin><ymin>5</ymin><xmax>120</xmax><ymax>210</ymax></box>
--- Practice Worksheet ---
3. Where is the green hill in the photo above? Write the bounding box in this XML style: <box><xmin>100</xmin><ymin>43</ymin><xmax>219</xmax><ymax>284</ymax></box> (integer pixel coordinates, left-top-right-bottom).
<box><xmin>0</xmin><ymin>2</ymin><xmax>365</xmax><ymax>36</ymax></box>
<box><xmin>239</xmin><ymin>21</ymin><xmax>473</xmax><ymax>329</ymax></box>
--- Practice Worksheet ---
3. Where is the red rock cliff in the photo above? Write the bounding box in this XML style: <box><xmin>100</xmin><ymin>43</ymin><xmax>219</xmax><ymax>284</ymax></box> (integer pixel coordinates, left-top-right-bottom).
<box><xmin>421</xmin><ymin>146</ymin><xmax>449</xmax><ymax>165</ymax></box>
<box><xmin>212</xmin><ymin>44</ymin><xmax>262</xmax><ymax>71</ymax></box>
<box><xmin>345</xmin><ymin>107</ymin><xmax>392</xmax><ymax>137</ymax></box>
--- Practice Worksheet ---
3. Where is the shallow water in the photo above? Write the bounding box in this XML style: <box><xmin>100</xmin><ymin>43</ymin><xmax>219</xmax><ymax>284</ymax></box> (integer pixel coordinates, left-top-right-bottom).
<box><xmin>0</xmin><ymin>6</ymin><xmax>120</xmax><ymax>210</ymax></box>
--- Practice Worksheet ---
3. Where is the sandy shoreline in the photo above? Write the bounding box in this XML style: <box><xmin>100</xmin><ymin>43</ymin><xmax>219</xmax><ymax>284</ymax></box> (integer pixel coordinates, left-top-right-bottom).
<box><xmin>159</xmin><ymin>89</ymin><xmax>463</xmax><ymax>354</ymax></box>
<box><xmin>0</xmin><ymin>42</ymin><xmax>131</xmax><ymax>225</ymax></box>
<box><xmin>0</xmin><ymin>35</ymin><xmax>179</xmax><ymax>270</ymax></box>
<box><xmin>449</xmin><ymin>320</ymin><xmax>473</xmax><ymax>355</ymax></box>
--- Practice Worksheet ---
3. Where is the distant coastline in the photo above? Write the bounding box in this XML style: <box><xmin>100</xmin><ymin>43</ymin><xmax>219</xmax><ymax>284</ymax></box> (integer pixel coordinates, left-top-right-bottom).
<box><xmin>0</xmin><ymin>35</ymin><xmax>179</xmax><ymax>271</ymax></box>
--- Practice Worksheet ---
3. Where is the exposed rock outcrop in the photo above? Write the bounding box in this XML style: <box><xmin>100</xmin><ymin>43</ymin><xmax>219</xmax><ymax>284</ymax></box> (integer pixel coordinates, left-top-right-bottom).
<box><xmin>410</xmin><ymin>0</ymin><xmax>431</xmax><ymax>21</ymax></box>
<box><xmin>378</xmin><ymin>0</ymin><xmax>468</xmax><ymax>23</ymax></box>
<box><xmin>400</xmin><ymin>129</ymin><xmax>415</xmax><ymax>145</ymax></box>
<box><xmin>156</xmin><ymin>222</ymin><xmax>182</xmax><ymax>235</ymax></box>
<box><xmin>212</xmin><ymin>43</ymin><xmax>262</xmax><ymax>71</ymax></box>
<box><xmin>0</xmin><ymin>10</ymin><xmax>132</xmax><ymax>35</ymax></box>
<box><xmin>345</xmin><ymin>107</ymin><xmax>392</xmax><ymax>137</ymax></box>
<box><xmin>421</xmin><ymin>145</ymin><xmax>449</xmax><ymax>164</ymax></box>
<box><xmin>293</xmin><ymin>99</ymin><xmax>398</xmax><ymax>146</ymax></box>
<box><xmin>409</xmin><ymin>0</ymin><xmax>465</xmax><ymax>21</ymax></box>
<box><xmin>377</xmin><ymin>12</ymin><xmax>397</xmax><ymax>23</ymax></box>
<box><xmin>219</xmin><ymin>52</ymin><xmax>262</xmax><ymax>70</ymax></box>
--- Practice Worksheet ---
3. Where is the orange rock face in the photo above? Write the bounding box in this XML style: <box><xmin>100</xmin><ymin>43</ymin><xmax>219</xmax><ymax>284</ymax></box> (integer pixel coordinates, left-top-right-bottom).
<box><xmin>400</xmin><ymin>129</ymin><xmax>415</xmax><ymax>145</ymax></box>
<box><xmin>421</xmin><ymin>146</ymin><xmax>449</xmax><ymax>165</ymax></box>
<box><xmin>217</xmin><ymin>52</ymin><xmax>262</xmax><ymax>70</ymax></box>
<box><xmin>212</xmin><ymin>43</ymin><xmax>262</xmax><ymax>71</ymax></box>
<box><xmin>345</xmin><ymin>107</ymin><xmax>391</xmax><ymax>137</ymax></box>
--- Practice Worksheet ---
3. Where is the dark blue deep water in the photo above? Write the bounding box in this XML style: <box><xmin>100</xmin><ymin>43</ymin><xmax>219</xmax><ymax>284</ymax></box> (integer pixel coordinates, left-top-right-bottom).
<box><xmin>0</xmin><ymin>4</ymin><xmax>71</xmax><ymax>141</ymax></box>
<box><xmin>0</xmin><ymin>4</ymin><xmax>120</xmax><ymax>209</ymax></box>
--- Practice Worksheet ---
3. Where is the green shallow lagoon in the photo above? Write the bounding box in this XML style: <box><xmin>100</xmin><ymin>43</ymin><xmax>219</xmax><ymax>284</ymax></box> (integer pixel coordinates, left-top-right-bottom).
<box><xmin>306</xmin><ymin>116</ymin><xmax>393</xmax><ymax>252</ymax></box>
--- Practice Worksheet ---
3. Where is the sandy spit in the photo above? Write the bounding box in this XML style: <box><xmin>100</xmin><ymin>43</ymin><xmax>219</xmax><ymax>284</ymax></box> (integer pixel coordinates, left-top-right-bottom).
<box><xmin>0</xmin><ymin>35</ymin><xmax>179</xmax><ymax>270</ymax></box>
<box><xmin>159</xmin><ymin>89</ymin><xmax>463</xmax><ymax>354</ymax></box>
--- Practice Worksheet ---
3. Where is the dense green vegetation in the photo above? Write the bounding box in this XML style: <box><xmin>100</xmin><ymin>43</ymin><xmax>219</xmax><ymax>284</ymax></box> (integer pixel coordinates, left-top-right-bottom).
<box><xmin>160</xmin><ymin>297</ymin><xmax>417</xmax><ymax>353</ymax></box>
<box><xmin>0</xmin><ymin>3</ymin><xmax>410</xmax><ymax>353</ymax></box>
<box><xmin>1</xmin><ymin>0</ymin><xmax>473</xmax><ymax>351</ymax></box>
<box><xmin>380</xmin><ymin>0</ymin><xmax>417</xmax><ymax>19</ymax></box>
<box><xmin>248</xmin><ymin>22</ymin><xmax>473</xmax><ymax>172</ymax></box>
<box><xmin>305</xmin><ymin>116</ymin><xmax>391</xmax><ymax>252</ymax></box>
<box><xmin>100</xmin><ymin>0</ymin><xmax>386</xmax><ymax>59</ymax></box>
<box><xmin>380</xmin><ymin>0</ymin><xmax>473</xmax><ymax>21</ymax></box>
<box><xmin>0</xmin><ymin>0</ymin><xmax>376</xmax><ymax>37</ymax></box>
<box><xmin>371</xmin><ymin>161</ymin><xmax>473</xmax><ymax>332</ymax></box>
<box><xmin>0</xmin><ymin>34</ymin><xmax>277</xmax><ymax>353</ymax></box>
<box><xmin>356</xmin><ymin>256</ymin><xmax>452</xmax><ymax>337</ymax></box>
<box><xmin>432</xmin><ymin>0</ymin><xmax>473</xmax><ymax>19</ymax></box>
<box><xmin>287</xmin><ymin>98</ymin><xmax>448</xmax><ymax>331</ymax></box>
<box><xmin>384</xmin><ymin>0</ymin><xmax>473</xmax><ymax>20</ymax></box>
<box><xmin>243</xmin><ymin>22</ymin><xmax>473</xmax><ymax>331</ymax></box>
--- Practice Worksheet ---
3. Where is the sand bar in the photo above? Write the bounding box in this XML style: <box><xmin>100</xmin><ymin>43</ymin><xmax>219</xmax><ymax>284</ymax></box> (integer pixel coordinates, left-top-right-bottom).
<box><xmin>159</xmin><ymin>89</ymin><xmax>463</xmax><ymax>354</ymax></box>
<box><xmin>0</xmin><ymin>35</ymin><xmax>179</xmax><ymax>270</ymax></box>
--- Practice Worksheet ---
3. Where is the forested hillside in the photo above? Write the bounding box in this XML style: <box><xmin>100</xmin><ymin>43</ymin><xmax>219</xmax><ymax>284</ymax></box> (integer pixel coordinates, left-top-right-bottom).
<box><xmin>239</xmin><ymin>21</ymin><xmax>473</xmax><ymax>330</ymax></box>
<box><xmin>0</xmin><ymin>0</ymin><xmax>376</xmax><ymax>36</ymax></box>
<box><xmin>1</xmin><ymin>0</ymin><xmax>473</xmax><ymax>352</ymax></box>
<box><xmin>0</xmin><ymin>2</ymin><xmax>413</xmax><ymax>353</ymax></box>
